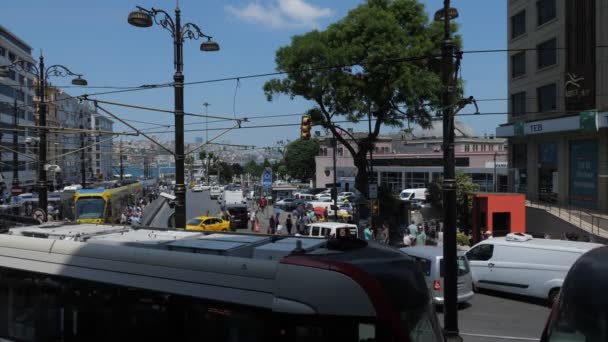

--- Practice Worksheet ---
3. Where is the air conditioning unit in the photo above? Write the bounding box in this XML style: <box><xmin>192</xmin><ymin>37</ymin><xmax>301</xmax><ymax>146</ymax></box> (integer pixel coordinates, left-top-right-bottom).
<box><xmin>506</xmin><ymin>232</ymin><xmax>533</xmax><ymax>242</ymax></box>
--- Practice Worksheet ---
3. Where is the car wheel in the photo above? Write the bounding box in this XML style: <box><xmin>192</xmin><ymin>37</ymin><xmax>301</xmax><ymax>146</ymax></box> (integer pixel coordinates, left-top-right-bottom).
<box><xmin>221</xmin><ymin>228</ymin><xmax>228</xmax><ymax>232</ymax></box>
<box><xmin>548</xmin><ymin>288</ymin><xmax>560</xmax><ymax>307</ymax></box>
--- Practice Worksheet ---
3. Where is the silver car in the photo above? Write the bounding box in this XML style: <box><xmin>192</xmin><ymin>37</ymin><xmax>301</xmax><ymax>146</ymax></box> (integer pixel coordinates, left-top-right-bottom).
<box><xmin>400</xmin><ymin>246</ymin><xmax>474</xmax><ymax>305</ymax></box>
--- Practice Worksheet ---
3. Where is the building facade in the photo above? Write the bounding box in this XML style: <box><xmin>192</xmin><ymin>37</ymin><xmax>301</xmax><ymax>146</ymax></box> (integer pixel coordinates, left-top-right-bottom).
<box><xmin>88</xmin><ymin>114</ymin><xmax>113</xmax><ymax>181</ymax></box>
<box><xmin>498</xmin><ymin>0</ymin><xmax>608</xmax><ymax>211</ymax></box>
<box><xmin>315</xmin><ymin>131</ymin><xmax>508</xmax><ymax>194</ymax></box>
<box><xmin>0</xmin><ymin>26</ymin><xmax>37</xmax><ymax>195</ymax></box>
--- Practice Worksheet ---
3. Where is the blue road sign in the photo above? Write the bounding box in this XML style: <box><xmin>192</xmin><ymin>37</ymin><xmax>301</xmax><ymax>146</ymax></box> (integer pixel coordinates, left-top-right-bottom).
<box><xmin>262</xmin><ymin>170</ymin><xmax>273</xmax><ymax>188</ymax></box>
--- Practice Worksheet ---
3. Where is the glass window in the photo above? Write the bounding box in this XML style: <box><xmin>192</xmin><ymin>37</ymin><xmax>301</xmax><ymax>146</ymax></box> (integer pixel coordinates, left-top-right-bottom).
<box><xmin>311</xmin><ymin>226</ymin><xmax>320</xmax><ymax>236</ymax></box>
<box><xmin>413</xmin><ymin>257</ymin><xmax>432</xmax><ymax>276</ymax></box>
<box><xmin>537</xmin><ymin>0</ymin><xmax>556</xmax><ymax>26</ymax></box>
<box><xmin>511</xmin><ymin>10</ymin><xmax>526</xmax><ymax>39</ymax></box>
<box><xmin>511</xmin><ymin>91</ymin><xmax>526</xmax><ymax>117</ymax></box>
<box><xmin>537</xmin><ymin>38</ymin><xmax>557</xmax><ymax>69</ymax></box>
<box><xmin>537</xmin><ymin>83</ymin><xmax>557</xmax><ymax>112</ymax></box>
<box><xmin>464</xmin><ymin>144</ymin><xmax>470</xmax><ymax>152</ymax></box>
<box><xmin>511</xmin><ymin>51</ymin><xmax>526</xmax><ymax>78</ymax></box>
<box><xmin>0</xmin><ymin>46</ymin><xmax>5</xmax><ymax>56</ymax></box>
<box><xmin>440</xmin><ymin>256</ymin><xmax>470</xmax><ymax>277</ymax></box>
<box><xmin>76</xmin><ymin>197</ymin><xmax>105</xmax><ymax>219</ymax></box>
<box><xmin>466</xmin><ymin>244</ymin><xmax>494</xmax><ymax>261</ymax></box>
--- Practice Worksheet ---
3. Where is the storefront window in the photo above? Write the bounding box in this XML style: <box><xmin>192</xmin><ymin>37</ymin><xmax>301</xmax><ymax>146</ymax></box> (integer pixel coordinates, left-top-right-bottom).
<box><xmin>538</xmin><ymin>143</ymin><xmax>558</xmax><ymax>203</ymax></box>
<box><xmin>380</xmin><ymin>172</ymin><xmax>403</xmax><ymax>194</ymax></box>
<box><xmin>512</xmin><ymin>144</ymin><xmax>527</xmax><ymax>193</ymax></box>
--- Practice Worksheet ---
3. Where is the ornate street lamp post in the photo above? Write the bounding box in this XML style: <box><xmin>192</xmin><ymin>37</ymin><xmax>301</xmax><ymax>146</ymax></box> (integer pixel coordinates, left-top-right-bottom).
<box><xmin>2</xmin><ymin>56</ymin><xmax>86</xmax><ymax>220</ymax></box>
<box><xmin>128</xmin><ymin>3</ymin><xmax>219</xmax><ymax>228</ymax></box>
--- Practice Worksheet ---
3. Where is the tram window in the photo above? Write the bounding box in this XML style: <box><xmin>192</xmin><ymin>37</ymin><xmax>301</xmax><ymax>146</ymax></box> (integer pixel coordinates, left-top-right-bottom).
<box><xmin>312</xmin><ymin>226</ymin><xmax>320</xmax><ymax>236</ymax></box>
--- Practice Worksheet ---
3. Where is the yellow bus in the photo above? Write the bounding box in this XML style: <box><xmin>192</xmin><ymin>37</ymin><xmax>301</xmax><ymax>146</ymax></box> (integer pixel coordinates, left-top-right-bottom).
<box><xmin>75</xmin><ymin>180</ymin><xmax>142</xmax><ymax>224</ymax></box>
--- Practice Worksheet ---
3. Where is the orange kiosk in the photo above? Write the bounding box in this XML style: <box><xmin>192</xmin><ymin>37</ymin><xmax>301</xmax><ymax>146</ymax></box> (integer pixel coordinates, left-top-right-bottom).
<box><xmin>469</xmin><ymin>193</ymin><xmax>526</xmax><ymax>242</ymax></box>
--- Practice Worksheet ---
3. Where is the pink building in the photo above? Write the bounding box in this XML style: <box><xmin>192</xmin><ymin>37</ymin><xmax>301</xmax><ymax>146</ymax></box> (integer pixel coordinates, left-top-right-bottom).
<box><xmin>315</xmin><ymin>128</ymin><xmax>508</xmax><ymax>193</ymax></box>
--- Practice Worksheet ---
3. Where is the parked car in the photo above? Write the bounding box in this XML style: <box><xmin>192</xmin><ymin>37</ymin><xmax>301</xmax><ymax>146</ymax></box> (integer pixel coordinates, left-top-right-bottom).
<box><xmin>284</xmin><ymin>199</ymin><xmax>312</xmax><ymax>211</ymax></box>
<box><xmin>401</xmin><ymin>246</ymin><xmax>474</xmax><ymax>305</ymax></box>
<box><xmin>466</xmin><ymin>233</ymin><xmax>602</xmax><ymax>305</ymax></box>
<box><xmin>200</xmin><ymin>183</ymin><xmax>211</xmax><ymax>191</ymax></box>
<box><xmin>185</xmin><ymin>216</ymin><xmax>230</xmax><ymax>232</ymax></box>
<box><xmin>192</xmin><ymin>185</ymin><xmax>204</xmax><ymax>192</ymax></box>
<box><xmin>275</xmin><ymin>198</ymin><xmax>295</xmax><ymax>209</ymax></box>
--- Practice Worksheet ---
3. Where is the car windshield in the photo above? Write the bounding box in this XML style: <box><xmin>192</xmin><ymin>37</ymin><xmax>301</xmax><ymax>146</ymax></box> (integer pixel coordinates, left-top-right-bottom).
<box><xmin>76</xmin><ymin>197</ymin><xmax>105</xmax><ymax>219</ymax></box>
<box><xmin>401</xmin><ymin>192</ymin><xmax>412</xmax><ymax>198</ymax></box>
<box><xmin>187</xmin><ymin>218</ymin><xmax>202</xmax><ymax>225</ymax></box>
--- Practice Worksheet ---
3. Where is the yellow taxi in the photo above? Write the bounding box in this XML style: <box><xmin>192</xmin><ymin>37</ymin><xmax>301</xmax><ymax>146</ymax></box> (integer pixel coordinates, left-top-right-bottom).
<box><xmin>186</xmin><ymin>216</ymin><xmax>231</xmax><ymax>232</ymax></box>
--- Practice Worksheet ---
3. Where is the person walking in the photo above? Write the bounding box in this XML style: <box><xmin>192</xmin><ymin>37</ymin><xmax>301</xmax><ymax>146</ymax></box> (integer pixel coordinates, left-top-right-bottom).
<box><xmin>417</xmin><ymin>228</ymin><xmax>427</xmax><ymax>246</ymax></box>
<box><xmin>268</xmin><ymin>215</ymin><xmax>276</xmax><ymax>235</ymax></box>
<box><xmin>249</xmin><ymin>209</ymin><xmax>257</xmax><ymax>231</ymax></box>
<box><xmin>363</xmin><ymin>226</ymin><xmax>373</xmax><ymax>241</ymax></box>
<box><xmin>285</xmin><ymin>214</ymin><xmax>293</xmax><ymax>235</ymax></box>
<box><xmin>381</xmin><ymin>222</ymin><xmax>390</xmax><ymax>245</ymax></box>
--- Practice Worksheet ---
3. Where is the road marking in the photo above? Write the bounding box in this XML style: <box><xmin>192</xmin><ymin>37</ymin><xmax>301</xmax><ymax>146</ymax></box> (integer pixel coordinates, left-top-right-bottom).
<box><xmin>461</xmin><ymin>333</ymin><xmax>538</xmax><ymax>341</ymax></box>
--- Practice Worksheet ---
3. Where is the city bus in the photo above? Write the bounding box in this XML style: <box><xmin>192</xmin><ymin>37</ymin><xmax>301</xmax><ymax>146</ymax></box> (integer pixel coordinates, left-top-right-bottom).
<box><xmin>0</xmin><ymin>225</ymin><xmax>443</xmax><ymax>341</ymax></box>
<box><xmin>74</xmin><ymin>180</ymin><xmax>142</xmax><ymax>224</ymax></box>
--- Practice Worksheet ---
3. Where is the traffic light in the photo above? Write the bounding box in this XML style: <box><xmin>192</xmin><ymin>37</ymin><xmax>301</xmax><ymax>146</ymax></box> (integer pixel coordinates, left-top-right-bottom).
<box><xmin>372</xmin><ymin>199</ymin><xmax>380</xmax><ymax>216</ymax></box>
<box><xmin>301</xmin><ymin>115</ymin><xmax>312</xmax><ymax>140</ymax></box>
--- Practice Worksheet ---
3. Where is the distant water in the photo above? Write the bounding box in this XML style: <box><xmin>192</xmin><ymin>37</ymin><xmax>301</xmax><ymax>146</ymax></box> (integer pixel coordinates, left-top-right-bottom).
<box><xmin>114</xmin><ymin>166</ymin><xmax>175</xmax><ymax>179</ymax></box>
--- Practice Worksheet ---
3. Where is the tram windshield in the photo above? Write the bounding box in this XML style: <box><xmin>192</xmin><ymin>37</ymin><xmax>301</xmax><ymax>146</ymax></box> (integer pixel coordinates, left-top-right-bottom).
<box><xmin>76</xmin><ymin>197</ymin><xmax>105</xmax><ymax>219</ymax></box>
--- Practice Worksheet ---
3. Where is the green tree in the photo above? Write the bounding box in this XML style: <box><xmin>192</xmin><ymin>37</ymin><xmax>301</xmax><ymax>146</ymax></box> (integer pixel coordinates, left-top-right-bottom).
<box><xmin>428</xmin><ymin>171</ymin><xmax>480</xmax><ymax>223</ymax></box>
<box><xmin>218</xmin><ymin>162</ymin><xmax>234</xmax><ymax>184</ymax></box>
<box><xmin>231</xmin><ymin>163</ymin><xmax>244</xmax><ymax>177</ymax></box>
<box><xmin>264</xmin><ymin>0</ymin><xmax>459</xmax><ymax>197</ymax></box>
<box><xmin>277</xmin><ymin>164</ymin><xmax>288</xmax><ymax>180</ymax></box>
<box><xmin>263</xmin><ymin>158</ymin><xmax>271</xmax><ymax>168</ymax></box>
<box><xmin>243</xmin><ymin>160</ymin><xmax>261</xmax><ymax>177</ymax></box>
<box><xmin>198</xmin><ymin>151</ymin><xmax>207</xmax><ymax>161</ymax></box>
<box><xmin>283</xmin><ymin>138</ymin><xmax>319</xmax><ymax>181</ymax></box>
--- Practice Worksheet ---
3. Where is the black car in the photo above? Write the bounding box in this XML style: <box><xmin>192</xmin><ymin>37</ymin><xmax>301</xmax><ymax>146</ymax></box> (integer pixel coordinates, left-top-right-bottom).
<box><xmin>225</xmin><ymin>205</ymin><xmax>249</xmax><ymax>230</ymax></box>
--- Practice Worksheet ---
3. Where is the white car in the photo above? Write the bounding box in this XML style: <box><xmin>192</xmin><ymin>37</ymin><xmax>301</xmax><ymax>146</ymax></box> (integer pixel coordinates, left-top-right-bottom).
<box><xmin>192</xmin><ymin>185</ymin><xmax>204</xmax><ymax>192</ymax></box>
<box><xmin>200</xmin><ymin>184</ymin><xmax>211</xmax><ymax>191</ymax></box>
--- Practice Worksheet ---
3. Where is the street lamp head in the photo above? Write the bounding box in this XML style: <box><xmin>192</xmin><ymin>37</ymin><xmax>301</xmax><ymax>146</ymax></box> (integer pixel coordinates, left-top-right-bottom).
<box><xmin>128</xmin><ymin>9</ymin><xmax>153</xmax><ymax>28</ymax></box>
<box><xmin>434</xmin><ymin>7</ymin><xmax>459</xmax><ymax>22</ymax></box>
<box><xmin>71</xmin><ymin>76</ymin><xmax>88</xmax><ymax>86</ymax></box>
<box><xmin>200</xmin><ymin>38</ymin><xmax>220</xmax><ymax>52</ymax></box>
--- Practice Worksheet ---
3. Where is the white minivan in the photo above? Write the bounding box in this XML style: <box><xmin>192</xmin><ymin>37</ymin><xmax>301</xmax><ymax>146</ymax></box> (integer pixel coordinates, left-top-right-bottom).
<box><xmin>399</xmin><ymin>188</ymin><xmax>428</xmax><ymax>201</ymax></box>
<box><xmin>299</xmin><ymin>222</ymin><xmax>359</xmax><ymax>239</ymax></box>
<box><xmin>466</xmin><ymin>233</ymin><xmax>602</xmax><ymax>305</ymax></box>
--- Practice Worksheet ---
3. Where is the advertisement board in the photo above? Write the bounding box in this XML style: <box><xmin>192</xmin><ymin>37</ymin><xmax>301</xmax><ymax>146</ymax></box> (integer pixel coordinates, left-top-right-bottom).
<box><xmin>569</xmin><ymin>140</ymin><xmax>598</xmax><ymax>208</ymax></box>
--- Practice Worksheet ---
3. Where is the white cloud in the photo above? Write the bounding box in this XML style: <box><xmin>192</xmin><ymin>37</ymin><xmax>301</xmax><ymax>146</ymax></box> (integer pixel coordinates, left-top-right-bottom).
<box><xmin>226</xmin><ymin>0</ymin><xmax>333</xmax><ymax>29</ymax></box>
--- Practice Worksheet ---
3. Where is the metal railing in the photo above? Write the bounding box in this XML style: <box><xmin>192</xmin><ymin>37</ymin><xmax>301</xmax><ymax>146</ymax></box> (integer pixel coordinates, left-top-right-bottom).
<box><xmin>525</xmin><ymin>196</ymin><xmax>608</xmax><ymax>239</ymax></box>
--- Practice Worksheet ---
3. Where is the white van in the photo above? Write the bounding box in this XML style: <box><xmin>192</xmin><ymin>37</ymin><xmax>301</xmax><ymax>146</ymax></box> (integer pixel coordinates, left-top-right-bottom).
<box><xmin>295</xmin><ymin>193</ymin><xmax>315</xmax><ymax>201</ymax></box>
<box><xmin>209</xmin><ymin>186</ymin><xmax>222</xmax><ymax>199</ymax></box>
<box><xmin>299</xmin><ymin>222</ymin><xmax>359</xmax><ymax>239</ymax></box>
<box><xmin>399</xmin><ymin>188</ymin><xmax>428</xmax><ymax>201</ymax></box>
<box><xmin>466</xmin><ymin>233</ymin><xmax>602</xmax><ymax>305</ymax></box>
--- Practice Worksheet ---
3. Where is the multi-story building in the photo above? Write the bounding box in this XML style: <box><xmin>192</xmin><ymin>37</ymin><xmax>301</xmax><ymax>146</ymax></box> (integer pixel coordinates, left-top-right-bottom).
<box><xmin>88</xmin><ymin>114</ymin><xmax>113</xmax><ymax>181</ymax></box>
<box><xmin>497</xmin><ymin>0</ymin><xmax>608</xmax><ymax>210</ymax></box>
<box><xmin>315</xmin><ymin>125</ymin><xmax>508</xmax><ymax>194</ymax></box>
<box><xmin>0</xmin><ymin>26</ymin><xmax>37</xmax><ymax>195</ymax></box>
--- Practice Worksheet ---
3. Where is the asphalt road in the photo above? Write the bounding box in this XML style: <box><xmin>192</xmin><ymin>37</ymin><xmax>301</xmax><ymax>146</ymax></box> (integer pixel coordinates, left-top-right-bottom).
<box><xmin>149</xmin><ymin>190</ymin><xmax>223</xmax><ymax>228</ymax></box>
<box><xmin>438</xmin><ymin>290</ymin><xmax>551</xmax><ymax>341</ymax></box>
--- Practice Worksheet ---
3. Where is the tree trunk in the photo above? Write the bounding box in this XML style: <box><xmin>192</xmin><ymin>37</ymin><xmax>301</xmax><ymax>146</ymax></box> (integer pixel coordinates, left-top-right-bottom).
<box><xmin>353</xmin><ymin>149</ymin><xmax>370</xmax><ymax>198</ymax></box>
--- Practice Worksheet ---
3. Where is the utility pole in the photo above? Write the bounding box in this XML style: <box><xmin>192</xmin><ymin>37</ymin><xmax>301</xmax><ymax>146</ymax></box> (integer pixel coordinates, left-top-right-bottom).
<box><xmin>493</xmin><ymin>152</ymin><xmax>498</xmax><ymax>192</ymax></box>
<box><xmin>368</xmin><ymin>109</ymin><xmax>375</xmax><ymax>229</ymax></box>
<box><xmin>11</xmin><ymin>98</ymin><xmax>20</xmax><ymax>196</ymax></box>
<box><xmin>332</xmin><ymin>137</ymin><xmax>338</xmax><ymax>221</ymax></box>
<box><xmin>437</xmin><ymin>0</ymin><xmax>461</xmax><ymax>340</ymax></box>
<box><xmin>119</xmin><ymin>139</ymin><xmax>124</xmax><ymax>181</ymax></box>
<box><xmin>203</xmin><ymin>102</ymin><xmax>210</xmax><ymax>184</ymax></box>
<box><xmin>80</xmin><ymin>126</ymin><xmax>86</xmax><ymax>188</ymax></box>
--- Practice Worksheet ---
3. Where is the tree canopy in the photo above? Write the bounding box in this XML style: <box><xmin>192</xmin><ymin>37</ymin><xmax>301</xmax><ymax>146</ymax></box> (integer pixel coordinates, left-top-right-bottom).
<box><xmin>283</xmin><ymin>138</ymin><xmax>319</xmax><ymax>181</ymax></box>
<box><xmin>264</xmin><ymin>0</ymin><xmax>460</xmax><ymax>196</ymax></box>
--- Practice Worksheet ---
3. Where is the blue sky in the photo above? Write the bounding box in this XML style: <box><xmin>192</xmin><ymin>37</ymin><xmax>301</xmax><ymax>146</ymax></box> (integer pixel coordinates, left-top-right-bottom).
<box><xmin>2</xmin><ymin>0</ymin><xmax>507</xmax><ymax>147</ymax></box>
